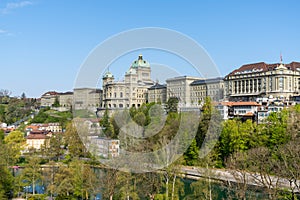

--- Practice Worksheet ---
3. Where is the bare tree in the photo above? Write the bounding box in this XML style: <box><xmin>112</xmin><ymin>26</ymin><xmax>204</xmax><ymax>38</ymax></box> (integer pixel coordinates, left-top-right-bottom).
<box><xmin>225</xmin><ymin>151</ymin><xmax>256</xmax><ymax>200</ymax></box>
<box><xmin>248</xmin><ymin>147</ymin><xmax>281</xmax><ymax>200</ymax></box>
<box><xmin>0</xmin><ymin>89</ymin><xmax>11</xmax><ymax>97</ymax></box>
<box><xmin>276</xmin><ymin>139</ymin><xmax>300</xmax><ymax>199</ymax></box>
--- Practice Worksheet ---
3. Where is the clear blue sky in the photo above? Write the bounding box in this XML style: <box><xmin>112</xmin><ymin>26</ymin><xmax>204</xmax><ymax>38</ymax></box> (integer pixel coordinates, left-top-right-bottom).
<box><xmin>1</xmin><ymin>0</ymin><xmax>300</xmax><ymax>97</ymax></box>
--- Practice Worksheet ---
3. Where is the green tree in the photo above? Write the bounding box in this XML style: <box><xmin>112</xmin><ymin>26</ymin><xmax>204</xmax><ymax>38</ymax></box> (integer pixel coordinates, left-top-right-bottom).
<box><xmin>264</xmin><ymin>110</ymin><xmax>289</xmax><ymax>148</ymax></box>
<box><xmin>5</xmin><ymin>98</ymin><xmax>31</xmax><ymax>124</ymax></box>
<box><xmin>100</xmin><ymin>108</ymin><xmax>115</xmax><ymax>138</ymax></box>
<box><xmin>0</xmin><ymin>165</ymin><xmax>13</xmax><ymax>199</ymax></box>
<box><xmin>0</xmin><ymin>143</ymin><xmax>14</xmax><ymax>199</ymax></box>
<box><xmin>165</xmin><ymin>97</ymin><xmax>179</xmax><ymax>113</ymax></box>
<box><xmin>70</xmin><ymin>159</ymin><xmax>100</xmax><ymax>199</ymax></box>
<box><xmin>184</xmin><ymin>139</ymin><xmax>199</xmax><ymax>166</ymax></box>
<box><xmin>196</xmin><ymin>97</ymin><xmax>212</xmax><ymax>148</ymax></box>
<box><xmin>101</xmin><ymin>168</ymin><xmax>119</xmax><ymax>200</ymax></box>
<box><xmin>0</xmin><ymin>129</ymin><xmax>4</xmax><ymax>142</ymax></box>
<box><xmin>21</xmin><ymin>157</ymin><xmax>42</xmax><ymax>195</ymax></box>
<box><xmin>44</xmin><ymin>133</ymin><xmax>64</xmax><ymax>161</ymax></box>
<box><xmin>116</xmin><ymin>172</ymin><xmax>140</xmax><ymax>200</ymax></box>
<box><xmin>4</xmin><ymin>130</ymin><xmax>25</xmax><ymax>161</ymax></box>
<box><xmin>137</xmin><ymin>172</ymin><xmax>163</xmax><ymax>200</ymax></box>
<box><xmin>0</xmin><ymin>105</ymin><xmax>6</xmax><ymax>122</ymax></box>
<box><xmin>64</xmin><ymin>121</ymin><xmax>87</xmax><ymax>159</ymax></box>
<box><xmin>49</xmin><ymin>163</ymin><xmax>75</xmax><ymax>198</ymax></box>
<box><xmin>133</xmin><ymin>111</ymin><xmax>146</xmax><ymax>126</ymax></box>
<box><xmin>52</xmin><ymin>96</ymin><xmax>60</xmax><ymax>107</ymax></box>
<box><xmin>21</xmin><ymin>92</ymin><xmax>26</xmax><ymax>101</ymax></box>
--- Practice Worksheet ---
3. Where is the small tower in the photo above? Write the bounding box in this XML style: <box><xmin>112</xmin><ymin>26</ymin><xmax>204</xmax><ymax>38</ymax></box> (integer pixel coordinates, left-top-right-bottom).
<box><xmin>102</xmin><ymin>71</ymin><xmax>114</xmax><ymax>86</ymax></box>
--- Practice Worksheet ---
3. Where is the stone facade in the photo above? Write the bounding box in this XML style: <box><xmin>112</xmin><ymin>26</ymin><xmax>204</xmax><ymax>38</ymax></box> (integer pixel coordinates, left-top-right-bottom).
<box><xmin>40</xmin><ymin>91</ymin><xmax>58</xmax><ymax>107</ymax></box>
<box><xmin>166</xmin><ymin>76</ymin><xmax>202</xmax><ymax>107</ymax></box>
<box><xmin>148</xmin><ymin>83</ymin><xmax>167</xmax><ymax>103</ymax></box>
<box><xmin>101</xmin><ymin>55</ymin><xmax>154</xmax><ymax>109</ymax></box>
<box><xmin>59</xmin><ymin>92</ymin><xmax>73</xmax><ymax>108</ymax></box>
<box><xmin>224</xmin><ymin>62</ymin><xmax>300</xmax><ymax>101</ymax></box>
<box><xmin>190</xmin><ymin>77</ymin><xmax>224</xmax><ymax>106</ymax></box>
<box><xmin>73</xmin><ymin>88</ymin><xmax>102</xmax><ymax>111</ymax></box>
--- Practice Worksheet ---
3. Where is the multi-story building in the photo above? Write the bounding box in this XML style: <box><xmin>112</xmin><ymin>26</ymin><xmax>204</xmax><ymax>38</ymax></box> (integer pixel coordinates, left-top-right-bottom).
<box><xmin>215</xmin><ymin>101</ymin><xmax>260</xmax><ymax>120</ymax></box>
<box><xmin>205</xmin><ymin>77</ymin><xmax>224</xmax><ymax>101</ymax></box>
<box><xmin>166</xmin><ymin>76</ymin><xmax>202</xmax><ymax>107</ymax></box>
<box><xmin>101</xmin><ymin>55</ymin><xmax>154</xmax><ymax>109</ymax></box>
<box><xmin>41</xmin><ymin>91</ymin><xmax>73</xmax><ymax>109</ymax></box>
<box><xmin>190</xmin><ymin>77</ymin><xmax>224</xmax><ymax>106</ymax></box>
<box><xmin>40</xmin><ymin>91</ymin><xmax>58</xmax><ymax>107</ymax></box>
<box><xmin>224</xmin><ymin>61</ymin><xmax>300</xmax><ymax>101</ymax></box>
<box><xmin>59</xmin><ymin>91</ymin><xmax>73</xmax><ymax>108</ymax></box>
<box><xmin>25</xmin><ymin>131</ymin><xmax>50</xmax><ymax>150</ymax></box>
<box><xmin>148</xmin><ymin>83</ymin><xmax>167</xmax><ymax>103</ymax></box>
<box><xmin>73</xmin><ymin>88</ymin><xmax>102</xmax><ymax>111</ymax></box>
<box><xmin>190</xmin><ymin>79</ymin><xmax>207</xmax><ymax>106</ymax></box>
<box><xmin>89</xmin><ymin>137</ymin><xmax>120</xmax><ymax>158</ymax></box>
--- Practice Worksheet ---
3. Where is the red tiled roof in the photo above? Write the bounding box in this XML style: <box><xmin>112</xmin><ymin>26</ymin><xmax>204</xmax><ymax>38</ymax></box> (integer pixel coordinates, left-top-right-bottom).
<box><xmin>26</xmin><ymin>134</ymin><xmax>49</xmax><ymax>139</ymax></box>
<box><xmin>227</xmin><ymin>62</ymin><xmax>300</xmax><ymax>76</ymax></box>
<box><xmin>216</xmin><ymin>101</ymin><xmax>260</xmax><ymax>106</ymax></box>
<box><xmin>42</xmin><ymin>91</ymin><xmax>58</xmax><ymax>97</ymax></box>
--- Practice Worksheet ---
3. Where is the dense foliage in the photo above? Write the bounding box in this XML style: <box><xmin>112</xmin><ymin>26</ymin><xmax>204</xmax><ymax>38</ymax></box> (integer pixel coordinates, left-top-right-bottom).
<box><xmin>1</xmin><ymin>97</ymin><xmax>300</xmax><ymax>199</ymax></box>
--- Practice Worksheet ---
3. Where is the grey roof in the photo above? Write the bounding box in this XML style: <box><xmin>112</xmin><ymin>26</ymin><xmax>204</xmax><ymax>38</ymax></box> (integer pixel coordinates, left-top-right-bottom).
<box><xmin>190</xmin><ymin>77</ymin><xmax>224</xmax><ymax>85</ymax></box>
<box><xmin>148</xmin><ymin>83</ymin><xmax>167</xmax><ymax>90</ymax></box>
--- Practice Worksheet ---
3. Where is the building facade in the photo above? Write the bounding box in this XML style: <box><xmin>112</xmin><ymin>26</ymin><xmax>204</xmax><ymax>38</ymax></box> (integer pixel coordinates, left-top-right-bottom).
<box><xmin>148</xmin><ymin>83</ymin><xmax>167</xmax><ymax>103</ymax></box>
<box><xmin>41</xmin><ymin>91</ymin><xmax>58</xmax><ymax>107</ymax></box>
<box><xmin>190</xmin><ymin>77</ymin><xmax>224</xmax><ymax>106</ymax></box>
<box><xmin>73</xmin><ymin>88</ymin><xmax>102</xmax><ymax>111</ymax></box>
<box><xmin>224</xmin><ymin>61</ymin><xmax>300</xmax><ymax>101</ymax></box>
<box><xmin>89</xmin><ymin>137</ymin><xmax>120</xmax><ymax>158</ymax></box>
<box><xmin>101</xmin><ymin>55</ymin><xmax>154</xmax><ymax>109</ymax></box>
<box><xmin>59</xmin><ymin>92</ymin><xmax>73</xmax><ymax>108</ymax></box>
<box><xmin>166</xmin><ymin>76</ymin><xmax>202</xmax><ymax>107</ymax></box>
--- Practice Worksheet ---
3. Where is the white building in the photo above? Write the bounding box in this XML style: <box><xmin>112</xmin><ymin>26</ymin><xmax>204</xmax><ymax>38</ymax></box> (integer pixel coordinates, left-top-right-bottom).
<box><xmin>101</xmin><ymin>55</ymin><xmax>154</xmax><ymax>110</ymax></box>
<box><xmin>166</xmin><ymin>76</ymin><xmax>202</xmax><ymax>107</ymax></box>
<box><xmin>215</xmin><ymin>101</ymin><xmax>260</xmax><ymax>120</ymax></box>
<box><xmin>89</xmin><ymin>137</ymin><xmax>119</xmax><ymax>158</ymax></box>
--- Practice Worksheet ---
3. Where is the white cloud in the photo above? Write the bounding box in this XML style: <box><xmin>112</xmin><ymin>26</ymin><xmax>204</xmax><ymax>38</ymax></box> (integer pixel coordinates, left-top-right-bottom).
<box><xmin>1</xmin><ymin>1</ymin><xmax>33</xmax><ymax>14</ymax></box>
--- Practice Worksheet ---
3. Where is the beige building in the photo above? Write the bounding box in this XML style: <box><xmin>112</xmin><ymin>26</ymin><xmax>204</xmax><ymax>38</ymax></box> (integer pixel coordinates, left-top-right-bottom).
<box><xmin>41</xmin><ymin>91</ymin><xmax>73</xmax><ymax>109</ymax></box>
<box><xmin>73</xmin><ymin>88</ymin><xmax>102</xmax><ymax>111</ymax></box>
<box><xmin>101</xmin><ymin>55</ymin><xmax>154</xmax><ymax>109</ymax></box>
<box><xmin>166</xmin><ymin>76</ymin><xmax>202</xmax><ymax>107</ymax></box>
<box><xmin>26</xmin><ymin>133</ymin><xmax>49</xmax><ymax>150</ymax></box>
<box><xmin>148</xmin><ymin>83</ymin><xmax>167</xmax><ymax>103</ymax></box>
<box><xmin>224</xmin><ymin>61</ymin><xmax>300</xmax><ymax>101</ymax></box>
<box><xmin>59</xmin><ymin>92</ymin><xmax>73</xmax><ymax>108</ymax></box>
<box><xmin>40</xmin><ymin>91</ymin><xmax>58</xmax><ymax>107</ymax></box>
<box><xmin>190</xmin><ymin>77</ymin><xmax>224</xmax><ymax>106</ymax></box>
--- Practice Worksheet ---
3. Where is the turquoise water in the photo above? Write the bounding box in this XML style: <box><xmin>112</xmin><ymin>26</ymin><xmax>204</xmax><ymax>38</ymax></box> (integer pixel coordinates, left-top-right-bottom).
<box><xmin>14</xmin><ymin>167</ymin><xmax>298</xmax><ymax>200</ymax></box>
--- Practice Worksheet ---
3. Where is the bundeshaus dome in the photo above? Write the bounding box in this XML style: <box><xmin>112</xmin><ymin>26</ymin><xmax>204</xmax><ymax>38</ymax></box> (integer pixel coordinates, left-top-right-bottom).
<box><xmin>130</xmin><ymin>54</ymin><xmax>150</xmax><ymax>68</ymax></box>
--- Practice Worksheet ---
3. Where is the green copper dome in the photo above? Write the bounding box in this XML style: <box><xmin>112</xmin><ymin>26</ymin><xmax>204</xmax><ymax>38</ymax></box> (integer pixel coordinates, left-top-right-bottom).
<box><xmin>103</xmin><ymin>71</ymin><xmax>114</xmax><ymax>78</ymax></box>
<box><xmin>130</xmin><ymin>55</ymin><xmax>150</xmax><ymax>68</ymax></box>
